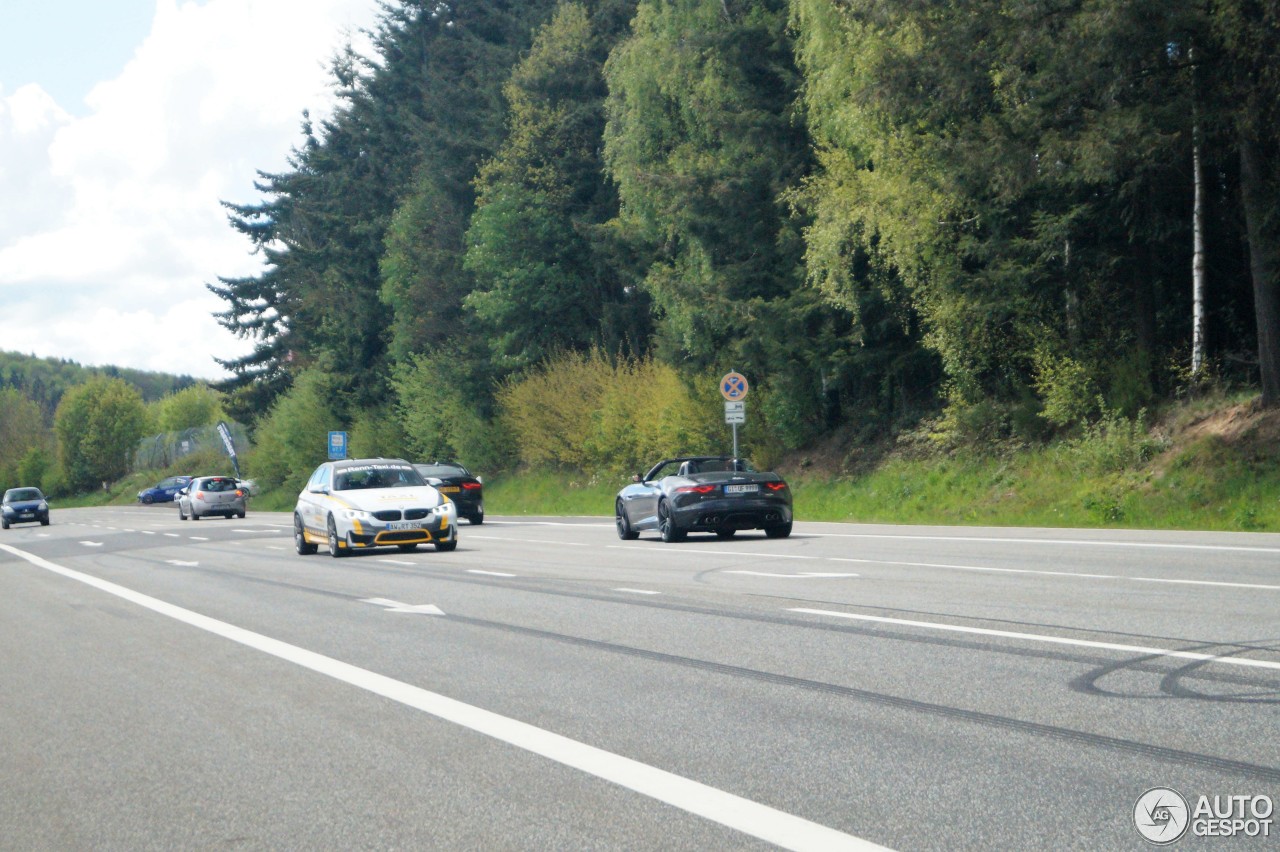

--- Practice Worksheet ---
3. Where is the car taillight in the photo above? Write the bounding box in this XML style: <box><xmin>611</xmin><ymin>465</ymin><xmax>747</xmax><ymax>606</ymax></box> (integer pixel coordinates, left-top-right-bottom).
<box><xmin>675</xmin><ymin>485</ymin><xmax>716</xmax><ymax>494</ymax></box>
<box><xmin>462</xmin><ymin>482</ymin><xmax>482</xmax><ymax>490</ymax></box>
<box><xmin>235</xmin><ymin>489</ymin><xmax>245</xmax><ymax>497</ymax></box>
<box><xmin>196</xmin><ymin>492</ymin><xmax>205</xmax><ymax>499</ymax></box>
<box><xmin>765</xmin><ymin>482</ymin><xmax>788</xmax><ymax>492</ymax></box>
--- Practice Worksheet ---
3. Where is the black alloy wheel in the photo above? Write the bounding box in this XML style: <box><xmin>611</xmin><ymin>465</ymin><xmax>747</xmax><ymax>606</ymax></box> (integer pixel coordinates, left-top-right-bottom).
<box><xmin>765</xmin><ymin>521</ymin><xmax>793</xmax><ymax>539</ymax></box>
<box><xmin>615</xmin><ymin>500</ymin><xmax>639</xmax><ymax>540</ymax></box>
<box><xmin>658</xmin><ymin>500</ymin><xmax>685</xmax><ymax>543</ymax></box>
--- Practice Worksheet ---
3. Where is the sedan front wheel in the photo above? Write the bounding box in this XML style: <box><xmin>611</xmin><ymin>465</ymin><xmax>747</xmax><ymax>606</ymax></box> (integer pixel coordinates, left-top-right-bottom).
<box><xmin>327</xmin><ymin>515</ymin><xmax>346</xmax><ymax>558</ymax></box>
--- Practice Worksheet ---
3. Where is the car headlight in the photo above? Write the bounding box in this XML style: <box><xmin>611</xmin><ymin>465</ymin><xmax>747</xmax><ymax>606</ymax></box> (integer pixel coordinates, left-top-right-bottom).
<box><xmin>38</xmin><ymin>502</ymin><xmax>48</xmax><ymax>511</ymax></box>
<box><xmin>343</xmin><ymin>509</ymin><xmax>372</xmax><ymax>522</ymax></box>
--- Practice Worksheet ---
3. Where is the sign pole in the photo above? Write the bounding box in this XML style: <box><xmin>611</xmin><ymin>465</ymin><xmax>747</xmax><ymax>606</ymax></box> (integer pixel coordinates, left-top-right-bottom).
<box><xmin>719</xmin><ymin>370</ymin><xmax>749</xmax><ymax>460</ymax></box>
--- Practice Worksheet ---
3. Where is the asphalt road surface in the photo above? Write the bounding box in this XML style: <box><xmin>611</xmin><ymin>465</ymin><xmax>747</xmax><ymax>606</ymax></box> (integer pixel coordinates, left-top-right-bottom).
<box><xmin>2</xmin><ymin>505</ymin><xmax>1278</xmax><ymax>850</ymax></box>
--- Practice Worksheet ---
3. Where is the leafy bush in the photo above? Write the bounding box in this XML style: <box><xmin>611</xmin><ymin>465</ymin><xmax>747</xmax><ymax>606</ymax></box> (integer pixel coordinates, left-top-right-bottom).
<box><xmin>244</xmin><ymin>370</ymin><xmax>340</xmax><ymax>495</ymax></box>
<box><xmin>1033</xmin><ymin>347</ymin><xmax>1099</xmax><ymax>429</ymax></box>
<box><xmin>497</xmin><ymin>350</ymin><xmax>722</xmax><ymax>475</ymax></box>
<box><xmin>392</xmin><ymin>354</ymin><xmax>514</xmax><ymax>473</ymax></box>
<box><xmin>1066</xmin><ymin>406</ymin><xmax>1168</xmax><ymax>474</ymax></box>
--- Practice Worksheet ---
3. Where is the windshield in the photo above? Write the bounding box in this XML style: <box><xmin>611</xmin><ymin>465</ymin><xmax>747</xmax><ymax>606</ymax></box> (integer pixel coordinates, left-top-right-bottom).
<box><xmin>5</xmin><ymin>488</ymin><xmax>43</xmax><ymax>502</ymax></box>
<box><xmin>333</xmin><ymin>463</ymin><xmax>425</xmax><ymax>491</ymax></box>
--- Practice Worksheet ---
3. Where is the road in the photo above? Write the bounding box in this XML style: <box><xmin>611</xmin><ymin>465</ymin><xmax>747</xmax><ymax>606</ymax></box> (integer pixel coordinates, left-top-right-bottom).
<box><xmin>2</xmin><ymin>505</ymin><xmax>1278</xmax><ymax>850</ymax></box>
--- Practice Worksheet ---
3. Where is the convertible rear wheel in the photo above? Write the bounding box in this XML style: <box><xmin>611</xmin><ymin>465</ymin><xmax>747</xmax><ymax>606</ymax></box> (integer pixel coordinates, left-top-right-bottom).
<box><xmin>658</xmin><ymin>500</ymin><xmax>685</xmax><ymax>543</ymax></box>
<box><xmin>765</xmin><ymin>521</ymin><xmax>793</xmax><ymax>539</ymax></box>
<box><xmin>615</xmin><ymin>500</ymin><xmax>639</xmax><ymax>541</ymax></box>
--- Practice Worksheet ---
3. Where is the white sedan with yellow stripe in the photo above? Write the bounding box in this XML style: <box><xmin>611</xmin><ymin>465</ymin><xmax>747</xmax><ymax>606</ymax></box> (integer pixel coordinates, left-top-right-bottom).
<box><xmin>294</xmin><ymin>458</ymin><xmax>458</xmax><ymax>557</ymax></box>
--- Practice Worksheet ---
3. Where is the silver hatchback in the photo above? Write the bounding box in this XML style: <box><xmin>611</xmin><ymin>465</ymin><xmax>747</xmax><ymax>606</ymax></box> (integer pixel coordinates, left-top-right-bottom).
<box><xmin>178</xmin><ymin>476</ymin><xmax>247</xmax><ymax>520</ymax></box>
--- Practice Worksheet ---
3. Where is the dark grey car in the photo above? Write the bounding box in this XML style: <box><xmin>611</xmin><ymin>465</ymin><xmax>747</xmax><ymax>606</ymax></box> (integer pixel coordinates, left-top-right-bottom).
<box><xmin>615</xmin><ymin>456</ymin><xmax>792</xmax><ymax>542</ymax></box>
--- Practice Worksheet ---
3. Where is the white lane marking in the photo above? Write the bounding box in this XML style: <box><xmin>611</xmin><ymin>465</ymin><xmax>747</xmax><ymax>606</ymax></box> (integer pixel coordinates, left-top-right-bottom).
<box><xmin>608</xmin><ymin>546</ymin><xmax>1280</xmax><ymax>592</ymax></box>
<box><xmin>0</xmin><ymin>541</ymin><xmax>884</xmax><ymax>852</ymax></box>
<box><xmin>164</xmin><ymin>533</ymin><xmax>180</xmax><ymax>538</ymax></box>
<box><xmin>790</xmin><ymin>608</ymin><xmax>1280</xmax><ymax>673</ymax></box>
<box><xmin>469</xmin><ymin>536</ymin><xmax>590</xmax><ymax>547</ymax></box>
<box><xmin>361</xmin><ymin>598</ymin><xmax>444</xmax><ymax>615</ymax></box>
<box><xmin>379</xmin><ymin>560</ymin><xmax>417</xmax><ymax>567</ymax></box>
<box><xmin>467</xmin><ymin>570</ymin><xmax>516</xmax><ymax>577</ymax></box>
<box><xmin>79</xmin><ymin>541</ymin><xmax>102</xmax><ymax>547</ymax></box>
<box><xmin>189</xmin><ymin>536</ymin><xmax>209</xmax><ymax>541</ymax></box>
<box><xmin>615</xmin><ymin>588</ymin><xmax>660</xmax><ymax>595</ymax></box>
<box><xmin>725</xmin><ymin>571</ymin><xmax>860</xmax><ymax>579</ymax></box>
<box><xmin>809</xmin><ymin>531</ymin><xmax>1280</xmax><ymax>555</ymax></box>
<box><xmin>166</xmin><ymin>560</ymin><xmax>199</xmax><ymax>567</ymax></box>
<box><xmin>819</xmin><ymin>556</ymin><xmax>1280</xmax><ymax>591</ymax></box>
<box><xmin>140</xmin><ymin>530</ymin><xmax>155</xmax><ymax>536</ymax></box>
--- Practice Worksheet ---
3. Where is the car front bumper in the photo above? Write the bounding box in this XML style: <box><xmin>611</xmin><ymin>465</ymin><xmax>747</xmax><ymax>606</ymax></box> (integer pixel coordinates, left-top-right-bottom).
<box><xmin>343</xmin><ymin>508</ymin><xmax>456</xmax><ymax>549</ymax></box>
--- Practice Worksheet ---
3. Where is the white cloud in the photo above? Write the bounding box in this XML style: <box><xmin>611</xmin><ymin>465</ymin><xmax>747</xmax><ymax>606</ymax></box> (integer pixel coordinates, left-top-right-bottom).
<box><xmin>0</xmin><ymin>0</ymin><xmax>381</xmax><ymax>380</ymax></box>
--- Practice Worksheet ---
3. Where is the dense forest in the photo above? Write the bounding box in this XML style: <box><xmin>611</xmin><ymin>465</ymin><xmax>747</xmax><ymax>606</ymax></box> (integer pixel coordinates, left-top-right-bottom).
<box><xmin>207</xmin><ymin>0</ymin><xmax>1280</xmax><ymax>485</ymax></box>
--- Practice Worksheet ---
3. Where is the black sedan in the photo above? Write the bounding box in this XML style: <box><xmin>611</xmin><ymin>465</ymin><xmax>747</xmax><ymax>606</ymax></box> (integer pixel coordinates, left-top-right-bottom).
<box><xmin>2</xmin><ymin>486</ymin><xmax>50</xmax><ymax>529</ymax></box>
<box><xmin>615</xmin><ymin>456</ymin><xmax>792</xmax><ymax>542</ymax></box>
<box><xmin>414</xmin><ymin>462</ymin><xmax>484</xmax><ymax>524</ymax></box>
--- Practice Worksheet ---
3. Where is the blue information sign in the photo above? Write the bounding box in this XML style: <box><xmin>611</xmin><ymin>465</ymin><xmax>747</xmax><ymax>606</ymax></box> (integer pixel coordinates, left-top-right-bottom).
<box><xmin>327</xmin><ymin>431</ymin><xmax>348</xmax><ymax>460</ymax></box>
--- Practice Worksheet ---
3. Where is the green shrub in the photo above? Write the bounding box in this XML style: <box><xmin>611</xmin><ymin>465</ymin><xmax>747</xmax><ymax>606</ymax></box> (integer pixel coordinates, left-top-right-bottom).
<box><xmin>392</xmin><ymin>354</ymin><xmax>514</xmax><ymax>472</ymax></box>
<box><xmin>245</xmin><ymin>370</ymin><xmax>340</xmax><ymax>495</ymax></box>
<box><xmin>497</xmin><ymin>350</ymin><xmax>722</xmax><ymax>475</ymax></box>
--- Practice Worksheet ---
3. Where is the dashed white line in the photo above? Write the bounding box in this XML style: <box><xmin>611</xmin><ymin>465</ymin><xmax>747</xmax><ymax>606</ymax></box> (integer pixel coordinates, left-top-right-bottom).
<box><xmin>615</xmin><ymin>588</ymin><xmax>660</xmax><ymax>595</ymax></box>
<box><xmin>467</xmin><ymin>570</ymin><xmax>516</xmax><ymax>577</ymax></box>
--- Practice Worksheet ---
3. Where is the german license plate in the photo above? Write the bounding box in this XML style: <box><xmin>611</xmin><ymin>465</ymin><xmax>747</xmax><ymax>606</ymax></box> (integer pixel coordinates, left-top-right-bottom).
<box><xmin>439</xmin><ymin>486</ymin><xmax>461</xmax><ymax>493</ymax></box>
<box><xmin>388</xmin><ymin>521</ymin><xmax>420</xmax><ymax>530</ymax></box>
<box><xmin>725</xmin><ymin>484</ymin><xmax>758</xmax><ymax>494</ymax></box>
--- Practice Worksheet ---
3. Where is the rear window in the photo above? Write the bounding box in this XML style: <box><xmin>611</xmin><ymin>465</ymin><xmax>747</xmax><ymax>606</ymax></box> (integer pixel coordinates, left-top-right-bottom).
<box><xmin>200</xmin><ymin>478</ymin><xmax>238</xmax><ymax>492</ymax></box>
<box><xmin>415</xmin><ymin>463</ymin><xmax>469</xmax><ymax>478</ymax></box>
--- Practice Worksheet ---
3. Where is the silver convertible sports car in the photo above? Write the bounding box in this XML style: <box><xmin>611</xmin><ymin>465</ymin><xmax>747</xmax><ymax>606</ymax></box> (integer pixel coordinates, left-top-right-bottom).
<box><xmin>615</xmin><ymin>456</ymin><xmax>792</xmax><ymax>542</ymax></box>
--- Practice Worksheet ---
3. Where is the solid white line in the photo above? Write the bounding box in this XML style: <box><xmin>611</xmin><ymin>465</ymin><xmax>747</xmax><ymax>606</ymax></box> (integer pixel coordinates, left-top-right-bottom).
<box><xmin>820</xmin><ymin>556</ymin><xmax>1280</xmax><ymax>591</ymax></box>
<box><xmin>809</xmin><ymin>531</ymin><xmax>1280</xmax><ymax>555</ymax></box>
<box><xmin>789</xmin><ymin>608</ymin><xmax>1280</xmax><ymax>672</ymax></box>
<box><xmin>0</xmin><ymin>541</ymin><xmax>884</xmax><ymax>851</ymax></box>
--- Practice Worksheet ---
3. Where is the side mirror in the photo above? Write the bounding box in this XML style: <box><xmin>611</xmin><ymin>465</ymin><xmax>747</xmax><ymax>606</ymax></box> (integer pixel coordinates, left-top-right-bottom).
<box><xmin>476</xmin><ymin>475</ymin><xmax>483</xmax><ymax>484</ymax></box>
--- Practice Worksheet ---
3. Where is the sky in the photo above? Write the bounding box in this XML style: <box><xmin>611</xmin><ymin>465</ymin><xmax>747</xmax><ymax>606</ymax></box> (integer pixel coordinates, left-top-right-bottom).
<box><xmin>0</xmin><ymin>0</ymin><xmax>383</xmax><ymax>380</ymax></box>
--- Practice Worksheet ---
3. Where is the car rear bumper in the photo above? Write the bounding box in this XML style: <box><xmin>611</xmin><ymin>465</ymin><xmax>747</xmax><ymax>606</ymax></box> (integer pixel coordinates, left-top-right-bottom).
<box><xmin>672</xmin><ymin>498</ymin><xmax>792</xmax><ymax>532</ymax></box>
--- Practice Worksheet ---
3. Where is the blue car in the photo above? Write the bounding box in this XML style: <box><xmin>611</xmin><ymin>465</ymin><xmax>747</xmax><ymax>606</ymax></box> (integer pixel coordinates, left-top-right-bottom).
<box><xmin>2</xmin><ymin>487</ymin><xmax>50</xmax><ymax>529</ymax></box>
<box><xmin>137</xmin><ymin>475</ymin><xmax>191</xmax><ymax>504</ymax></box>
